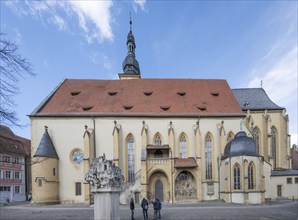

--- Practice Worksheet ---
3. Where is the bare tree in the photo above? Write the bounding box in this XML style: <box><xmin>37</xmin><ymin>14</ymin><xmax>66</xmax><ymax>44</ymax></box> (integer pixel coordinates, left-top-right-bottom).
<box><xmin>0</xmin><ymin>33</ymin><xmax>35</xmax><ymax>127</ymax></box>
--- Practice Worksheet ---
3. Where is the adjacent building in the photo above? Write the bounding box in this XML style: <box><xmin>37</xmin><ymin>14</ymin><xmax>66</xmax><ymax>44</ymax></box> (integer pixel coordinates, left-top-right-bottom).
<box><xmin>291</xmin><ymin>144</ymin><xmax>298</xmax><ymax>170</ymax></box>
<box><xmin>29</xmin><ymin>20</ymin><xmax>297</xmax><ymax>205</ymax></box>
<box><xmin>0</xmin><ymin>125</ymin><xmax>31</xmax><ymax>203</ymax></box>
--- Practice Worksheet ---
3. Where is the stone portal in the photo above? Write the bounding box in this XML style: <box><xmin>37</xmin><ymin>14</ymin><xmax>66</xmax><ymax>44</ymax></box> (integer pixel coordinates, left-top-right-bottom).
<box><xmin>85</xmin><ymin>154</ymin><xmax>124</xmax><ymax>220</ymax></box>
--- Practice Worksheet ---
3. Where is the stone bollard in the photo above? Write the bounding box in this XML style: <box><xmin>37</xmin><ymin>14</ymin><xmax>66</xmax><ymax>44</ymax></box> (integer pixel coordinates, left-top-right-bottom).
<box><xmin>85</xmin><ymin>154</ymin><xmax>124</xmax><ymax>220</ymax></box>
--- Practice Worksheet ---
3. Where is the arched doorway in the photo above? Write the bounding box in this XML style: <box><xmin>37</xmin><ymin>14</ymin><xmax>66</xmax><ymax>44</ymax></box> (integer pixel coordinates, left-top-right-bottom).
<box><xmin>155</xmin><ymin>180</ymin><xmax>163</xmax><ymax>201</ymax></box>
<box><xmin>148</xmin><ymin>171</ymin><xmax>169</xmax><ymax>202</ymax></box>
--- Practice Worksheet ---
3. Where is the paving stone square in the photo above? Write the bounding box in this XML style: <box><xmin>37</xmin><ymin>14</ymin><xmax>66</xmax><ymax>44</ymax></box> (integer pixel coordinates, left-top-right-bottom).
<box><xmin>0</xmin><ymin>200</ymin><xmax>297</xmax><ymax>220</ymax></box>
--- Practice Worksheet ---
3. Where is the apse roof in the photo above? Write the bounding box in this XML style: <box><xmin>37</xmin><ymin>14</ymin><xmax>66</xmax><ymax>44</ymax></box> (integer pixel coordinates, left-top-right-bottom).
<box><xmin>30</xmin><ymin>79</ymin><xmax>244</xmax><ymax>117</ymax></box>
<box><xmin>224</xmin><ymin>131</ymin><xmax>257</xmax><ymax>157</ymax></box>
<box><xmin>34</xmin><ymin>127</ymin><xmax>58</xmax><ymax>159</ymax></box>
<box><xmin>232</xmin><ymin>88</ymin><xmax>284</xmax><ymax>111</ymax></box>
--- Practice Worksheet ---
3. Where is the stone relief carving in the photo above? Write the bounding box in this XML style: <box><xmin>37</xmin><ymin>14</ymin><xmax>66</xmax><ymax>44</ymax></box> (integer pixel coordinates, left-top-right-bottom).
<box><xmin>175</xmin><ymin>171</ymin><xmax>196</xmax><ymax>198</ymax></box>
<box><xmin>207</xmin><ymin>183</ymin><xmax>214</xmax><ymax>196</ymax></box>
<box><xmin>85</xmin><ymin>154</ymin><xmax>124</xmax><ymax>191</ymax></box>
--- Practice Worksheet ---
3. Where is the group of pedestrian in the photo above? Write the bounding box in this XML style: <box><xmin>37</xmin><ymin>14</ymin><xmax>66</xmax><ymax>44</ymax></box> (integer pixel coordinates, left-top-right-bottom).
<box><xmin>130</xmin><ymin>197</ymin><xmax>162</xmax><ymax>220</ymax></box>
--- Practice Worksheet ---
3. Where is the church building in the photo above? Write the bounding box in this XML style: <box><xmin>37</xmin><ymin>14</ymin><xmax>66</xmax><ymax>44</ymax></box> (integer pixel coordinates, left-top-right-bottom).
<box><xmin>29</xmin><ymin>19</ymin><xmax>297</xmax><ymax>205</ymax></box>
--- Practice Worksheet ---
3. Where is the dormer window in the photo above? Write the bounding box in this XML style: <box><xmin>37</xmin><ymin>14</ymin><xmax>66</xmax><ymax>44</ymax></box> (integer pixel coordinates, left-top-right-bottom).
<box><xmin>211</xmin><ymin>91</ymin><xmax>219</xmax><ymax>96</ymax></box>
<box><xmin>82</xmin><ymin>106</ymin><xmax>93</xmax><ymax>111</ymax></box>
<box><xmin>177</xmin><ymin>91</ymin><xmax>186</xmax><ymax>96</ymax></box>
<box><xmin>160</xmin><ymin>105</ymin><xmax>170</xmax><ymax>111</ymax></box>
<box><xmin>71</xmin><ymin>91</ymin><xmax>81</xmax><ymax>96</ymax></box>
<box><xmin>123</xmin><ymin>105</ymin><xmax>134</xmax><ymax>110</ymax></box>
<box><xmin>143</xmin><ymin>91</ymin><xmax>153</xmax><ymax>96</ymax></box>
<box><xmin>108</xmin><ymin>91</ymin><xmax>118</xmax><ymax>96</ymax></box>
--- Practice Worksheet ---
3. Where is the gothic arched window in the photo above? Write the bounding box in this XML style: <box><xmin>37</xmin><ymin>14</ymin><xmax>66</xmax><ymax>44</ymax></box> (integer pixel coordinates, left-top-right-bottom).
<box><xmin>154</xmin><ymin>133</ymin><xmax>162</xmax><ymax>146</ymax></box>
<box><xmin>127</xmin><ymin>134</ymin><xmax>135</xmax><ymax>183</ymax></box>
<box><xmin>205</xmin><ymin>134</ymin><xmax>212</xmax><ymax>180</ymax></box>
<box><xmin>253</xmin><ymin>127</ymin><xmax>260</xmax><ymax>155</ymax></box>
<box><xmin>179</xmin><ymin>133</ymin><xmax>187</xmax><ymax>158</ymax></box>
<box><xmin>233</xmin><ymin>163</ymin><xmax>241</xmax><ymax>190</ymax></box>
<box><xmin>248</xmin><ymin>162</ymin><xmax>255</xmax><ymax>190</ymax></box>
<box><xmin>271</xmin><ymin>127</ymin><xmax>277</xmax><ymax>169</ymax></box>
<box><xmin>227</xmin><ymin>132</ymin><xmax>234</xmax><ymax>142</ymax></box>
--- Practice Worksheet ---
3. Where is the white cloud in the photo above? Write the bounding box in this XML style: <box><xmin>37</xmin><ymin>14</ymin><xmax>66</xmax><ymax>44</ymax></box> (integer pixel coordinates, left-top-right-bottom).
<box><xmin>248</xmin><ymin>46</ymin><xmax>297</xmax><ymax>105</ymax></box>
<box><xmin>66</xmin><ymin>1</ymin><xmax>113</xmax><ymax>43</ymax></box>
<box><xmin>5</xmin><ymin>0</ymin><xmax>114</xmax><ymax>43</ymax></box>
<box><xmin>48</xmin><ymin>15</ymin><xmax>67</xmax><ymax>31</ymax></box>
<box><xmin>247</xmin><ymin>45</ymin><xmax>297</xmax><ymax>143</ymax></box>
<box><xmin>133</xmin><ymin>0</ymin><xmax>146</xmax><ymax>12</ymax></box>
<box><xmin>89</xmin><ymin>52</ymin><xmax>112</xmax><ymax>70</ymax></box>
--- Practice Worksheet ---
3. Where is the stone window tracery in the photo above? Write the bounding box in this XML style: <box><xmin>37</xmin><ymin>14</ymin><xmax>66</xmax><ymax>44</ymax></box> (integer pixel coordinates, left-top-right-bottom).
<box><xmin>154</xmin><ymin>133</ymin><xmax>162</xmax><ymax>146</ymax></box>
<box><xmin>271</xmin><ymin>127</ymin><xmax>277</xmax><ymax>169</ymax></box>
<box><xmin>205</xmin><ymin>134</ymin><xmax>212</xmax><ymax>180</ymax></box>
<box><xmin>248</xmin><ymin>162</ymin><xmax>255</xmax><ymax>190</ymax></box>
<box><xmin>233</xmin><ymin>163</ymin><xmax>241</xmax><ymax>190</ymax></box>
<box><xmin>127</xmin><ymin>134</ymin><xmax>135</xmax><ymax>183</ymax></box>
<box><xmin>227</xmin><ymin>132</ymin><xmax>234</xmax><ymax>142</ymax></box>
<box><xmin>179</xmin><ymin>133</ymin><xmax>187</xmax><ymax>158</ymax></box>
<box><xmin>253</xmin><ymin>127</ymin><xmax>260</xmax><ymax>155</ymax></box>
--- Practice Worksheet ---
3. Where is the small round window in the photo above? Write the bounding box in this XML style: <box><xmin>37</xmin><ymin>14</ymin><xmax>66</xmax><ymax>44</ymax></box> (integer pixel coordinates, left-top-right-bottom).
<box><xmin>72</xmin><ymin>150</ymin><xmax>84</xmax><ymax>164</ymax></box>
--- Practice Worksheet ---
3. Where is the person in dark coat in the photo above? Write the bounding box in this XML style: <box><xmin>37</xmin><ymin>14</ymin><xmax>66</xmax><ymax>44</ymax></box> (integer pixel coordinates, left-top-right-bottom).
<box><xmin>157</xmin><ymin>198</ymin><xmax>162</xmax><ymax>219</ymax></box>
<box><xmin>141</xmin><ymin>197</ymin><xmax>149</xmax><ymax>220</ymax></box>
<box><xmin>152</xmin><ymin>198</ymin><xmax>160</xmax><ymax>220</ymax></box>
<box><xmin>130</xmin><ymin>198</ymin><xmax>135</xmax><ymax>220</ymax></box>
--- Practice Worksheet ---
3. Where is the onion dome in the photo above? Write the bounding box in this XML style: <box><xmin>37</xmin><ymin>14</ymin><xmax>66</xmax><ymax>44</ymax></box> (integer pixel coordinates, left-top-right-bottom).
<box><xmin>224</xmin><ymin>131</ymin><xmax>257</xmax><ymax>157</ymax></box>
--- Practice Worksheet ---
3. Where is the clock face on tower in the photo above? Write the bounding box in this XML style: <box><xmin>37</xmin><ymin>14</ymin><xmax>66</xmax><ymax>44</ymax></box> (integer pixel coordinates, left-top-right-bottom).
<box><xmin>72</xmin><ymin>150</ymin><xmax>84</xmax><ymax>164</ymax></box>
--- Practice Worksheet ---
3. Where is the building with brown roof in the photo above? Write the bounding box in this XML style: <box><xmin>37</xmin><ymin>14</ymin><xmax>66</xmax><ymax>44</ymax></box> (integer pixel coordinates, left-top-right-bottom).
<box><xmin>291</xmin><ymin>144</ymin><xmax>298</xmax><ymax>170</ymax></box>
<box><xmin>0</xmin><ymin>125</ymin><xmax>31</xmax><ymax>203</ymax></box>
<box><xmin>29</xmin><ymin>20</ymin><xmax>296</xmax><ymax>205</ymax></box>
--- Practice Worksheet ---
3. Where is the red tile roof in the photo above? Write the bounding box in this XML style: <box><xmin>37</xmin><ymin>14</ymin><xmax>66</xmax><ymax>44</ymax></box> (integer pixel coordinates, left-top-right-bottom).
<box><xmin>32</xmin><ymin>78</ymin><xmax>243</xmax><ymax>117</ymax></box>
<box><xmin>0</xmin><ymin>125</ymin><xmax>30</xmax><ymax>155</ymax></box>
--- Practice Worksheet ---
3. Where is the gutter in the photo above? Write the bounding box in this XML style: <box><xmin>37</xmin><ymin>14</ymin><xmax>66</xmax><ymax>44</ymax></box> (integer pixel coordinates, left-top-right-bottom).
<box><xmin>29</xmin><ymin>113</ymin><xmax>246</xmax><ymax>118</ymax></box>
<box><xmin>91</xmin><ymin>116</ymin><xmax>96</xmax><ymax>158</ymax></box>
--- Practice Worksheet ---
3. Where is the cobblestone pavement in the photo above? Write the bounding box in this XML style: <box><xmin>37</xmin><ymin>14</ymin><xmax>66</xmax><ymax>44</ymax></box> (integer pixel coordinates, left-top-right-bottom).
<box><xmin>0</xmin><ymin>200</ymin><xmax>297</xmax><ymax>220</ymax></box>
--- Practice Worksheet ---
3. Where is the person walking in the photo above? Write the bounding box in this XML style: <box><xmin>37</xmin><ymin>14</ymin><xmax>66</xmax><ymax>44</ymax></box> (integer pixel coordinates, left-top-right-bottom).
<box><xmin>152</xmin><ymin>198</ymin><xmax>159</xmax><ymax>220</ymax></box>
<box><xmin>130</xmin><ymin>198</ymin><xmax>135</xmax><ymax>220</ymax></box>
<box><xmin>141</xmin><ymin>197</ymin><xmax>149</xmax><ymax>220</ymax></box>
<box><xmin>157</xmin><ymin>198</ymin><xmax>162</xmax><ymax>219</ymax></box>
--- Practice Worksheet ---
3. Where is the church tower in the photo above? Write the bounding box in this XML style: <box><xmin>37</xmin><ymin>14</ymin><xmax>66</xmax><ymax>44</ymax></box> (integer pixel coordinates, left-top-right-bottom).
<box><xmin>32</xmin><ymin>126</ymin><xmax>59</xmax><ymax>203</ymax></box>
<box><xmin>119</xmin><ymin>15</ymin><xmax>141</xmax><ymax>80</ymax></box>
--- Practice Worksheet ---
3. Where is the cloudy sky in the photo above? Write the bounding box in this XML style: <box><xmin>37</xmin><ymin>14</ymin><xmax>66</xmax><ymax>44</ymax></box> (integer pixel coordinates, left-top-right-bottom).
<box><xmin>1</xmin><ymin>1</ymin><xmax>297</xmax><ymax>145</ymax></box>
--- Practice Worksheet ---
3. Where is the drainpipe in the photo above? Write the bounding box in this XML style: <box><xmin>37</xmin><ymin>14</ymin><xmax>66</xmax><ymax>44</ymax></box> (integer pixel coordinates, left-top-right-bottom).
<box><xmin>91</xmin><ymin>116</ymin><xmax>96</xmax><ymax>158</ymax></box>
<box><xmin>170</xmin><ymin>148</ymin><xmax>174</xmax><ymax>203</ymax></box>
<box><xmin>217</xmin><ymin>156</ymin><xmax>220</xmax><ymax>200</ymax></box>
<box><xmin>230</xmin><ymin>157</ymin><xmax>232</xmax><ymax>203</ymax></box>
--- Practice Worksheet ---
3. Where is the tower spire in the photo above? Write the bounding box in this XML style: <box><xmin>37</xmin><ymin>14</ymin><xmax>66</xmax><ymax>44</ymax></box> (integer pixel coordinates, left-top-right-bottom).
<box><xmin>118</xmin><ymin>13</ymin><xmax>141</xmax><ymax>80</ymax></box>
<box><xmin>130</xmin><ymin>11</ymin><xmax>132</xmax><ymax>32</ymax></box>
